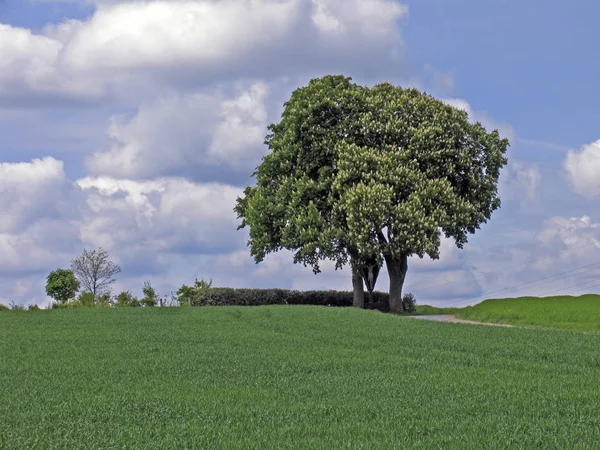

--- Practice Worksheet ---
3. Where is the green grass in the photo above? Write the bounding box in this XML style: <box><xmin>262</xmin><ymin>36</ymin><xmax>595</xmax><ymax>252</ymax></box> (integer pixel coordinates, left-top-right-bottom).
<box><xmin>455</xmin><ymin>294</ymin><xmax>600</xmax><ymax>332</ymax></box>
<box><xmin>2</xmin><ymin>306</ymin><xmax>600</xmax><ymax>449</ymax></box>
<box><xmin>413</xmin><ymin>304</ymin><xmax>462</xmax><ymax>315</ymax></box>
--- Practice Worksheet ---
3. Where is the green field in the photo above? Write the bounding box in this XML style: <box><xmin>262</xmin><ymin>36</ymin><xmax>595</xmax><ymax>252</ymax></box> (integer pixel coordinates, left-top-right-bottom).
<box><xmin>455</xmin><ymin>294</ymin><xmax>600</xmax><ymax>332</ymax></box>
<box><xmin>2</xmin><ymin>306</ymin><xmax>600</xmax><ymax>449</ymax></box>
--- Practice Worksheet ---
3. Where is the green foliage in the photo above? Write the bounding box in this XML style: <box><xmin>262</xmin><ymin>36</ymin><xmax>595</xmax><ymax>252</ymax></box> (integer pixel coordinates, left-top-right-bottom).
<box><xmin>456</xmin><ymin>295</ymin><xmax>600</xmax><ymax>332</ymax></box>
<box><xmin>45</xmin><ymin>268</ymin><xmax>80</xmax><ymax>304</ymax></box>
<box><xmin>235</xmin><ymin>75</ymin><xmax>368</xmax><ymax>273</ymax></box>
<box><xmin>114</xmin><ymin>290</ymin><xmax>140</xmax><ymax>308</ymax></box>
<box><xmin>9</xmin><ymin>302</ymin><xmax>25</xmax><ymax>311</ymax></box>
<box><xmin>193</xmin><ymin>287</ymin><xmax>387</xmax><ymax>307</ymax></box>
<box><xmin>235</xmin><ymin>75</ymin><xmax>508</xmax><ymax>311</ymax></box>
<box><xmin>0</xmin><ymin>303</ymin><xmax>8</xmax><ymax>311</ymax></box>
<box><xmin>332</xmin><ymin>84</ymin><xmax>508</xmax><ymax>261</ymax></box>
<box><xmin>140</xmin><ymin>281</ymin><xmax>159</xmax><ymax>307</ymax></box>
<box><xmin>401</xmin><ymin>292</ymin><xmax>417</xmax><ymax>313</ymax></box>
<box><xmin>96</xmin><ymin>292</ymin><xmax>112</xmax><ymax>308</ymax></box>
<box><xmin>175</xmin><ymin>278</ymin><xmax>213</xmax><ymax>306</ymax></box>
<box><xmin>76</xmin><ymin>292</ymin><xmax>96</xmax><ymax>307</ymax></box>
<box><xmin>1</xmin><ymin>307</ymin><xmax>600</xmax><ymax>448</ymax></box>
<box><xmin>28</xmin><ymin>304</ymin><xmax>41</xmax><ymax>311</ymax></box>
<box><xmin>413</xmin><ymin>305</ymin><xmax>461</xmax><ymax>315</ymax></box>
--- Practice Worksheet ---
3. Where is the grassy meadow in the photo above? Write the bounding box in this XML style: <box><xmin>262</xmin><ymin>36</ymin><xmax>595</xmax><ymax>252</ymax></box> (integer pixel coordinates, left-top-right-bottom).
<box><xmin>2</xmin><ymin>306</ymin><xmax>600</xmax><ymax>449</ymax></box>
<box><xmin>455</xmin><ymin>294</ymin><xmax>600</xmax><ymax>332</ymax></box>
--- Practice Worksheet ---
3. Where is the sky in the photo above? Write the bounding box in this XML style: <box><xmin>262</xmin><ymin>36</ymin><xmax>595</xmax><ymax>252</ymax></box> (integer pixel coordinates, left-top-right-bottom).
<box><xmin>1</xmin><ymin>0</ymin><xmax>600</xmax><ymax>308</ymax></box>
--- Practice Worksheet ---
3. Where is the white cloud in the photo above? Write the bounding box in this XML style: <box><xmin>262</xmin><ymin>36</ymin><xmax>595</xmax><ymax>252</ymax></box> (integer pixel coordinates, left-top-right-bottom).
<box><xmin>208</xmin><ymin>82</ymin><xmax>270</xmax><ymax>167</ymax></box>
<box><xmin>499</xmin><ymin>161</ymin><xmax>541</xmax><ymax>207</ymax></box>
<box><xmin>0</xmin><ymin>24</ymin><xmax>103</xmax><ymax>103</ymax></box>
<box><xmin>86</xmin><ymin>81</ymin><xmax>270</xmax><ymax>178</ymax></box>
<box><xmin>2</xmin><ymin>0</ymin><xmax>410</xmax><ymax>107</ymax></box>
<box><xmin>536</xmin><ymin>215</ymin><xmax>600</xmax><ymax>256</ymax></box>
<box><xmin>563</xmin><ymin>139</ymin><xmax>600</xmax><ymax>197</ymax></box>
<box><xmin>0</xmin><ymin>157</ymin><xmax>71</xmax><ymax>233</ymax></box>
<box><xmin>59</xmin><ymin>1</ymin><xmax>301</xmax><ymax>72</ymax></box>
<box><xmin>311</xmin><ymin>0</ymin><xmax>407</xmax><ymax>37</ymax></box>
<box><xmin>76</xmin><ymin>176</ymin><xmax>243</xmax><ymax>252</ymax></box>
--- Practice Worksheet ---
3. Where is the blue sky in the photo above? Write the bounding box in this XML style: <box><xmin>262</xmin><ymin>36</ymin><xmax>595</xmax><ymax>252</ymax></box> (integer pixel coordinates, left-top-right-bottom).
<box><xmin>1</xmin><ymin>0</ymin><xmax>600</xmax><ymax>307</ymax></box>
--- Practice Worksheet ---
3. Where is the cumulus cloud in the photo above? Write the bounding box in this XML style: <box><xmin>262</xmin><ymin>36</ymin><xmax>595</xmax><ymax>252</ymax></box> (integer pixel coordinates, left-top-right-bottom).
<box><xmin>0</xmin><ymin>157</ymin><xmax>72</xmax><ymax>233</ymax></box>
<box><xmin>86</xmin><ymin>81</ymin><xmax>270</xmax><ymax>179</ymax></box>
<box><xmin>76</xmin><ymin>176</ymin><xmax>244</xmax><ymax>254</ymax></box>
<box><xmin>58</xmin><ymin>1</ymin><xmax>301</xmax><ymax>72</ymax></box>
<box><xmin>499</xmin><ymin>161</ymin><xmax>541</xmax><ymax>207</ymax></box>
<box><xmin>536</xmin><ymin>216</ymin><xmax>600</xmax><ymax>259</ymax></box>
<box><xmin>563</xmin><ymin>139</ymin><xmax>600</xmax><ymax>197</ymax></box>
<box><xmin>1</xmin><ymin>0</ymin><xmax>408</xmax><ymax>106</ymax></box>
<box><xmin>0</xmin><ymin>24</ymin><xmax>103</xmax><ymax>105</ymax></box>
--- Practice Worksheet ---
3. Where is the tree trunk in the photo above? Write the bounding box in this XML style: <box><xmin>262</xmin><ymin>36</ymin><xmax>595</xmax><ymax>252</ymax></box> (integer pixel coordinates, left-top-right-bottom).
<box><xmin>351</xmin><ymin>257</ymin><xmax>365</xmax><ymax>308</ymax></box>
<box><xmin>384</xmin><ymin>253</ymin><xmax>408</xmax><ymax>314</ymax></box>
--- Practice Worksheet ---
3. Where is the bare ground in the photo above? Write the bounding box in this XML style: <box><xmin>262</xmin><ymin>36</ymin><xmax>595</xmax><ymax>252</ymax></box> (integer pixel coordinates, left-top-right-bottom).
<box><xmin>410</xmin><ymin>314</ymin><xmax>514</xmax><ymax>327</ymax></box>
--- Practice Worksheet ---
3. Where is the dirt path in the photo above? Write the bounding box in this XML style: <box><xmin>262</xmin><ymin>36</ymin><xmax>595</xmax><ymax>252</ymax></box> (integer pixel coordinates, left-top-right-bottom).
<box><xmin>410</xmin><ymin>314</ymin><xmax>514</xmax><ymax>328</ymax></box>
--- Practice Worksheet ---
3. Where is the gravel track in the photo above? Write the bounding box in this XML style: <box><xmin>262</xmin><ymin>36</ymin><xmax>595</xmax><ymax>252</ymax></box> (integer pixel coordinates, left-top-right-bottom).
<box><xmin>410</xmin><ymin>314</ymin><xmax>514</xmax><ymax>327</ymax></box>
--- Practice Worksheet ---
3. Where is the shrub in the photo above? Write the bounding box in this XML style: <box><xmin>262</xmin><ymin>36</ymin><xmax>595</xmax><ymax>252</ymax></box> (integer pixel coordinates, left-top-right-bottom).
<box><xmin>402</xmin><ymin>292</ymin><xmax>417</xmax><ymax>313</ymax></box>
<box><xmin>28</xmin><ymin>304</ymin><xmax>41</xmax><ymax>311</ymax></box>
<box><xmin>76</xmin><ymin>292</ymin><xmax>96</xmax><ymax>307</ymax></box>
<box><xmin>9</xmin><ymin>302</ymin><xmax>26</xmax><ymax>311</ymax></box>
<box><xmin>192</xmin><ymin>288</ymin><xmax>388</xmax><ymax>308</ymax></box>
<box><xmin>0</xmin><ymin>303</ymin><xmax>9</xmax><ymax>311</ymax></box>
<box><xmin>140</xmin><ymin>281</ymin><xmax>159</xmax><ymax>307</ymax></box>
<box><xmin>176</xmin><ymin>279</ymin><xmax>212</xmax><ymax>306</ymax></box>
<box><xmin>114</xmin><ymin>290</ymin><xmax>140</xmax><ymax>308</ymax></box>
<box><xmin>55</xmin><ymin>301</ymin><xmax>84</xmax><ymax>309</ymax></box>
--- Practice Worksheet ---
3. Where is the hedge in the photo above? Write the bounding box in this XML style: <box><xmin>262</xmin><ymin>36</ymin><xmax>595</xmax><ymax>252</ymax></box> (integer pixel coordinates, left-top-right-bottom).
<box><xmin>192</xmin><ymin>288</ymin><xmax>389</xmax><ymax>308</ymax></box>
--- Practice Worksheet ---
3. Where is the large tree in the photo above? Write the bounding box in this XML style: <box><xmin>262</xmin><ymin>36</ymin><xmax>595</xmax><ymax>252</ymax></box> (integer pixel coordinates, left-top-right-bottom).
<box><xmin>70</xmin><ymin>247</ymin><xmax>121</xmax><ymax>299</ymax></box>
<box><xmin>234</xmin><ymin>75</ymin><xmax>371</xmax><ymax>307</ymax></box>
<box><xmin>332</xmin><ymin>82</ymin><xmax>509</xmax><ymax>312</ymax></box>
<box><xmin>45</xmin><ymin>268</ymin><xmax>80</xmax><ymax>304</ymax></box>
<box><xmin>235</xmin><ymin>75</ymin><xmax>508</xmax><ymax>313</ymax></box>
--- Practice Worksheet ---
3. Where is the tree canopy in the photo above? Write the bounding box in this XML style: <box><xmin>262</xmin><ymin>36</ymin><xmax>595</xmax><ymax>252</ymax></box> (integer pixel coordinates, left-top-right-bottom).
<box><xmin>235</xmin><ymin>75</ymin><xmax>509</xmax><ymax>313</ymax></box>
<box><xmin>45</xmin><ymin>268</ymin><xmax>80</xmax><ymax>304</ymax></box>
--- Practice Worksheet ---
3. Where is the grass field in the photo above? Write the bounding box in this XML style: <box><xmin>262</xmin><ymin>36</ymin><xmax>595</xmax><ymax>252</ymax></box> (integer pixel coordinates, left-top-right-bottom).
<box><xmin>455</xmin><ymin>294</ymin><xmax>600</xmax><ymax>332</ymax></box>
<box><xmin>2</xmin><ymin>306</ymin><xmax>600</xmax><ymax>448</ymax></box>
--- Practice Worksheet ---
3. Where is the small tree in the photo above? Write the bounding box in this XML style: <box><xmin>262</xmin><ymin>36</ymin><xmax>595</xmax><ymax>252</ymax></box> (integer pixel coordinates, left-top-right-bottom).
<box><xmin>140</xmin><ymin>281</ymin><xmax>158</xmax><ymax>307</ymax></box>
<box><xmin>175</xmin><ymin>278</ymin><xmax>212</xmax><ymax>306</ymax></box>
<box><xmin>114</xmin><ymin>290</ymin><xmax>140</xmax><ymax>308</ymax></box>
<box><xmin>71</xmin><ymin>248</ymin><xmax>121</xmax><ymax>300</ymax></box>
<box><xmin>46</xmin><ymin>269</ymin><xmax>80</xmax><ymax>304</ymax></box>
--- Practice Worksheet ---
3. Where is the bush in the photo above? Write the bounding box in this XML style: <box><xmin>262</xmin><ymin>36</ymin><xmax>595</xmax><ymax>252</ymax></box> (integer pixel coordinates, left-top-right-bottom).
<box><xmin>175</xmin><ymin>279</ymin><xmax>212</xmax><ymax>306</ymax></box>
<box><xmin>77</xmin><ymin>292</ymin><xmax>96</xmax><ymax>307</ymax></box>
<box><xmin>140</xmin><ymin>281</ymin><xmax>159</xmax><ymax>307</ymax></box>
<box><xmin>0</xmin><ymin>303</ymin><xmax>9</xmax><ymax>311</ymax></box>
<box><xmin>55</xmin><ymin>301</ymin><xmax>84</xmax><ymax>309</ymax></box>
<box><xmin>114</xmin><ymin>290</ymin><xmax>140</xmax><ymax>308</ymax></box>
<box><xmin>402</xmin><ymin>292</ymin><xmax>417</xmax><ymax>313</ymax></box>
<box><xmin>28</xmin><ymin>304</ymin><xmax>41</xmax><ymax>311</ymax></box>
<box><xmin>192</xmin><ymin>288</ymin><xmax>389</xmax><ymax>308</ymax></box>
<box><xmin>96</xmin><ymin>292</ymin><xmax>112</xmax><ymax>308</ymax></box>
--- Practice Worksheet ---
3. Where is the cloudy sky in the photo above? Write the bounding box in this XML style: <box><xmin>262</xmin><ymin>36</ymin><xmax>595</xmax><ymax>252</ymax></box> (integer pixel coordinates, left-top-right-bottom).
<box><xmin>1</xmin><ymin>0</ymin><xmax>600</xmax><ymax>308</ymax></box>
